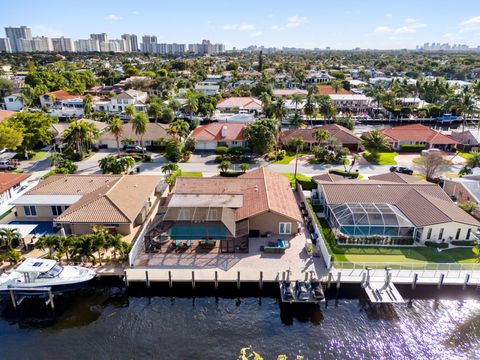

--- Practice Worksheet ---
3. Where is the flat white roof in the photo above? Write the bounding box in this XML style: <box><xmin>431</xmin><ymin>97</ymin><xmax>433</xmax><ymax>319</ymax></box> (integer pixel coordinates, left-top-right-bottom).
<box><xmin>0</xmin><ymin>224</ymin><xmax>37</xmax><ymax>237</ymax></box>
<box><xmin>16</xmin><ymin>258</ymin><xmax>57</xmax><ymax>273</ymax></box>
<box><xmin>12</xmin><ymin>194</ymin><xmax>82</xmax><ymax>206</ymax></box>
<box><xmin>329</xmin><ymin>94</ymin><xmax>370</xmax><ymax>100</ymax></box>
<box><xmin>169</xmin><ymin>194</ymin><xmax>243</xmax><ymax>208</ymax></box>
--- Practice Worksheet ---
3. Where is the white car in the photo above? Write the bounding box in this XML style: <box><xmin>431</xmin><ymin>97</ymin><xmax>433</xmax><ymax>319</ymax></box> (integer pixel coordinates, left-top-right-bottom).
<box><xmin>421</xmin><ymin>148</ymin><xmax>442</xmax><ymax>156</ymax></box>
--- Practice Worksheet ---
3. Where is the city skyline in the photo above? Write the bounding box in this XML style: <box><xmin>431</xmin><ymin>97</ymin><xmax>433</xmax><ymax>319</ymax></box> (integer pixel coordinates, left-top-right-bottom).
<box><xmin>1</xmin><ymin>0</ymin><xmax>480</xmax><ymax>50</ymax></box>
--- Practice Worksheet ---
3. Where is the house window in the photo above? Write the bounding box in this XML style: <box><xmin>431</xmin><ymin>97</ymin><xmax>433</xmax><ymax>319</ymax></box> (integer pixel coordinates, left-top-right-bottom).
<box><xmin>279</xmin><ymin>222</ymin><xmax>292</xmax><ymax>235</ymax></box>
<box><xmin>455</xmin><ymin>228</ymin><xmax>461</xmax><ymax>240</ymax></box>
<box><xmin>466</xmin><ymin>228</ymin><xmax>471</xmax><ymax>240</ymax></box>
<box><xmin>51</xmin><ymin>205</ymin><xmax>63</xmax><ymax>216</ymax></box>
<box><xmin>24</xmin><ymin>206</ymin><xmax>37</xmax><ymax>216</ymax></box>
<box><xmin>426</xmin><ymin>228</ymin><xmax>432</xmax><ymax>240</ymax></box>
<box><xmin>438</xmin><ymin>228</ymin><xmax>444</xmax><ymax>240</ymax></box>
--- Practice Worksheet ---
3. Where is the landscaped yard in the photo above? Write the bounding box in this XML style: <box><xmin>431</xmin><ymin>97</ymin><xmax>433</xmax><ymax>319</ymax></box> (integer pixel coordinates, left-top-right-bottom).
<box><xmin>180</xmin><ymin>171</ymin><xmax>203</xmax><ymax>177</ymax></box>
<box><xmin>29</xmin><ymin>151</ymin><xmax>48</xmax><ymax>161</ymax></box>
<box><xmin>456</xmin><ymin>150</ymin><xmax>473</xmax><ymax>160</ymax></box>
<box><xmin>273</xmin><ymin>153</ymin><xmax>307</xmax><ymax>164</ymax></box>
<box><xmin>363</xmin><ymin>151</ymin><xmax>398</xmax><ymax>165</ymax></box>
<box><xmin>282</xmin><ymin>173</ymin><xmax>316</xmax><ymax>190</ymax></box>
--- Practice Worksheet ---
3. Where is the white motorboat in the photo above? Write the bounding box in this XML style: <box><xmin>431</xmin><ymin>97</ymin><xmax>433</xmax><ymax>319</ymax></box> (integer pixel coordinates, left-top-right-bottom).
<box><xmin>0</xmin><ymin>258</ymin><xmax>96</xmax><ymax>297</ymax></box>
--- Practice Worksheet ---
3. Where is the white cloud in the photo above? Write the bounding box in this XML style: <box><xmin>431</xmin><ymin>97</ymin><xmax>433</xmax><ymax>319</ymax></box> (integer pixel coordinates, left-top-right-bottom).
<box><xmin>459</xmin><ymin>15</ymin><xmax>480</xmax><ymax>32</ymax></box>
<box><xmin>374</xmin><ymin>26</ymin><xmax>392</xmax><ymax>33</ymax></box>
<box><xmin>286</xmin><ymin>15</ymin><xmax>308</xmax><ymax>28</ymax></box>
<box><xmin>250</xmin><ymin>31</ymin><xmax>263</xmax><ymax>37</ymax></box>
<box><xmin>404</xmin><ymin>18</ymin><xmax>416</xmax><ymax>24</ymax></box>
<box><xmin>223</xmin><ymin>23</ymin><xmax>255</xmax><ymax>31</ymax></box>
<box><xmin>385</xmin><ymin>13</ymin><xmax>392</xmax><ymax>18</ymax></box>
<box><xmin>31</xmin><ymin>25</ymin><xmax>64</xmax><ymax>37</ymax></box>
<box><xmin>271</xmin><ymin>25</ymin><xmax>284</xmax><ymax>31</ymax></box>
<box><xmin>394</xmin><ymin>18</ymin><xmax>426</xmax><ymax>33</ymax></box>
<box><xmin>105</xmin><ymin>14</ymin><xmax>122</xmax><ymax>21</ymax></box>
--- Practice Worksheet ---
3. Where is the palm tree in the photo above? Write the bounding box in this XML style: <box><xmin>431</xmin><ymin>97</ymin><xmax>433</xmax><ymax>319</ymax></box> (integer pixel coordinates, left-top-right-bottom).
<box><xmin>273</xmin><ymin>98</ymin><xmax>286</xmax><ymax>122</ymax></box>
<box><xmin>147</xmin><ymin>102</ymin><xmax>163</xmax><ymax>123</ymax></box>
<box><xmin>109</xmin><ymin>116</ymin><xmax>124</xmax><ymax>154</ymax></box>
<box><xmin>460</xmin><ymin>151</ymin><xmax>480</xmax><ymax>175</ymax></box>
<box><xmin>125</xmin><ymin>104</ymin><xmax>136</xmax><ymax>121</ymax></box>
<box><xmin>0</xmin><ymin>228</ymin><xmax>22</xmax><ymax>251</ymax></box>
<box><xmin>83</xmin><ymin>94</ymin><xmax>93</xmax><ymax>118</ymax></box>
<box><xmin>331</xmin><ymin>80</ymin><xmax>343</xmax><ymax>94</ymax></box>
<box><xmin>105</xmin><ymin>233</ymin><xmax>123</xmax><ymax>260</ymax></box>
<box><xmin>131</xmin><ymin>112</ymin><xmax>148</xmax><ymax>158</ymax></box>
<box><xmin>184</xmin><ymin>91</ymin><xmax>199</xmax><ymax>120</ymax></box>
<box><xmin>118</xmin><ymin>156</ymin><xmax>135</xmax><ymax>174</ymax></box>
<box><xmin>218</xmin><ymin>160</ymin><xmax>232</xmax><ymax>173</ymax></box>
<box><xmin>313</xmin><ymin>128</ymin><xmax>331</xmax><ymax>147</ymax></box>
<box><xmin>63</xmin><ymin>120</ymin><xmax>99</xmax><ymax>155</ymax></box>
<box><xmin>92</xmin><ymin>226</ymin><xmax>108</xmax><ymax>266</ymax></box>
<box><xmin>70</xmin><ymin>235</ymin><xmax>96</xmax><ymax>264</ymax></box>
<box><xmin>304</xmin><ymin>95</ymin><xmax>317</xmax><ymax>126</ymax></box>
<box><xmin>168</xmin><ymin>120</ymin><xmax>190</xmax><ymax>141</ymax></box>
<box><xmin>361</xmin><ymin>129</ymin><xmax>391</xmax><ymax>153</ymax></box>
<box><xmin>35</xmin><ymin>235</ymin><xmax>59</xmax><ymax>258</ymax></box>
<box><xmin>239</xmin><ymin>163</ymin><xmax>250</xmax><ymax>173</ymax></box>
<box><xmin>290</xmin><ymin>137</ymin><xmax>304</xmax><ymax>188</ymax></box>
<box><xmin>316</xmin><ymin>95</ymin><xmax>336</xmax><ymax>123</ymax></box>
<box><xmin>291</xmin><ymin>94</ymin><xmax>303</xmax><ymax>116</ymax></box>
<box><xmin>161</xmin><ymin>162</ymin><xmax>179</xmax><ymax>175</ymax></box>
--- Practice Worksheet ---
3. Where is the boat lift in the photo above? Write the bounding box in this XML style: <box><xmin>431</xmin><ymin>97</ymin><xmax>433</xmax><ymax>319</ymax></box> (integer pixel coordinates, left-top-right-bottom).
<box><xmin>361</xmin><ymin>267</ymin><xmax>405</xmax><ymax>304</ymax></box>
<box><xmin>8</xmin><ymin>286</ymin><xmax>55</xmax><ymax>310</ymax></box>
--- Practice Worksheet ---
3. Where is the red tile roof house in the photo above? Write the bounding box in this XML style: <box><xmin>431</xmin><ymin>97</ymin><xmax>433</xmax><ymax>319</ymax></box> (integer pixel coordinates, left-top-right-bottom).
<box><xmin>216</xmin><ymin>97</ymin><xmax>263</xmax><ymax>115</ymax></box>
<box><xmin>39</xmin><ymin>90</ymin><xmax>86</xmax><ymax>118</ymax></box>
<box><xmin>190</xmin><ymin>122</ymin><xmax>247</xmax><ymax>150</ymax></box>
<box><xmin>0</xmin><ymin>172</ymin><xmax>31</xmax><ymax>210</ymax></box>
<box><xmin>160</xmin><ymin>167</ymin><xmax>303</xmax><ymax>252</ymax></box>
<box><xmin>376</xmin><ymin>124</ymin><xmax>459</xmax><ymax>151</ymax></box>
<box><xmin>280</xmin><ymin>124</ymin><xmax>361</xmax><ymax>152</ymax></box>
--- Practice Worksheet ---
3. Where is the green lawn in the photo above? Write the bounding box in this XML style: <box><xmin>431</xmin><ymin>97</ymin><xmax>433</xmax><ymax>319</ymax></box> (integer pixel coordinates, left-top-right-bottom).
<box><xmin>180</xmin><ymin>171</ymin><xmax>203</xmax><ymax>177</ymax></box>
<box><xmin>363</xmin><ymin>151</ymin><xmax>398</xmax><ymax>165</ymax></box>
<box><xmin>282</xmin><ymin>173</ymin><xmax>315</xmax><ymax>190</ymax></box>
<box><xmin>456</xmin><ymin>150</ymin><xmax>473</xmax><ymax>160</ymax></box>
<box><xmin>29</xmin><ymin>151</ymin><xmax>48</xmax><ymax>161</ymax></box>
<box><xmin>273</xmin><ymin>153</ymin><xmax>307</xmax><ymax>164</ymax></box>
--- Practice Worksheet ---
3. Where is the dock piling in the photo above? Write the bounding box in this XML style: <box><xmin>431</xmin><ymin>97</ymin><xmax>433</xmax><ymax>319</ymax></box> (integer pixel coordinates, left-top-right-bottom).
<box><xmin>327</xmin><ymin>272</ymin><xmax>332</xmax><ymax>289</ymax></box>
<box><xmin>282</xmin><ymin>271</ymin><xmax>285</xmax><ymax>281</ymax></box>
<box><xmin>237</xmin><ymin>271</ymin><xmax>241</xmax><ymax>289</ymax></box>
<box><xmin>259</xmin><ymin>271</ymin><xmax>263</xmax><ymax>290</ymax></box>
<box><xmin>215</xmin><ymin>271</ymin><xmax>218</xmax><ymax>290</ymax></box>
<box><xmin>191</xmin><ymin>271</ymin><xmax>195</xmax><ymax>289</ymax></box>
<box><xmin>463</xmin><ymin>273</ymin><xmax>470</xmax><ymax>290</ymax></box>
<box><xmin>124</xmin><ymin>271</ymin><xmax>129</xmax><ymax>288</ymax></box>
<box><xmin>305</xmin><ymin>272</ymin><xmax>308</xmax><ymax>281</ymax></box>
<box><xmin>168</xmin><ymin>271</ymin><xmax>172</xmax><ymax>288</ymax></box>
<box><xmin>336</xmin><ymin>272</ymin><xmax>341</xmax><ymax>290</ymax></box>
<box><xmin>412</xmin><ymin>273</ymin><xmax>418</xmax><ymax>290</ymax></box>
<box><xmin>438</xmin><ymin>273</ymin><xmax>445</xmax><ymax>289</ymax></box>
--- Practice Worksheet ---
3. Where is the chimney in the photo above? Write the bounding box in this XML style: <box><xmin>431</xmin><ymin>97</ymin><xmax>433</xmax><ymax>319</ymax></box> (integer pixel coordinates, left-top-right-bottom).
<box><xmin>221</xmin><ymin>125</ymin><xmax>227</xmax><ymax>138</ymax></box>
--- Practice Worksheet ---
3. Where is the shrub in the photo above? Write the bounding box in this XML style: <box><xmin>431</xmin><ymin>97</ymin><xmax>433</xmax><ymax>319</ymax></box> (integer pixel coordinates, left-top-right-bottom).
<box><xmin>425</xmin><ymin>241</ymin><xmax>449</xmax><ymax>249</ymax></box>
<box><xmin>143</xmin><ymin>154</ymin><xmax>152</xmax><ymax>162</ymax></box>
<box><xmin>219</xmin><ymin>171</ymin><xmax>242</xmax><ymax>177</ymax></box>
<box><xmin>165</xmin><ymin>140</ymin><xmax>183</xmax><ymax>162</ymax></box>
<box><xmin>399</xmin><ymin>144</ymin><xmax>426</xmax><ymax>152</ymax></box>
<box><xmin>215</xmin><ymin>146</ymin><xmax>228</xmax><ymax>155</ymax></box>
<box><xmin>451</xmin><ymin>240</ymin><xmax>477</xmax><ymax>246</ymax></box>
<box><xmin>329</xmin><ymin>169</ymin><xmax>359</xmax><ymax>178</ymax></box>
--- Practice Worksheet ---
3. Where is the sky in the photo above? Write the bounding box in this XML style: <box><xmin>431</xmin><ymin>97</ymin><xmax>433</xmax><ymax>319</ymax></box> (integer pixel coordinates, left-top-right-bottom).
<box><xmin>1</xmin><ymin>0</ymin><xmax>480</xmax><ymax>49</ymax></box>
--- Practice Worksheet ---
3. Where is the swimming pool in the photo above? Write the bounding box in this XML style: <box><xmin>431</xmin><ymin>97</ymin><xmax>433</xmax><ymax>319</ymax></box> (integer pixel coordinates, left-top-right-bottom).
<box><xmin>9</xmin><ymin>221</ymin><xmax>56</xmax><ymax>236</ymax></box>
<box><xmin>168</xmin><ymin>224</ymin><xmax>228</xmax><ymax>240</ymax></box>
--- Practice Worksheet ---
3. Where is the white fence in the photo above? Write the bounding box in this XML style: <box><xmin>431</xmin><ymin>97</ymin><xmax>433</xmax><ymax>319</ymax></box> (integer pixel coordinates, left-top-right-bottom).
<box><xmin>128</xmin><ymin>224</ymin><xmax>147</xmax><ymax>267</ymax></box>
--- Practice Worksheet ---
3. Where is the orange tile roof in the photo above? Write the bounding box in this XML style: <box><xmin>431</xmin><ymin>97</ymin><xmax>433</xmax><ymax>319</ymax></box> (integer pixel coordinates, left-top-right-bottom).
<box><xmin>217</xmin><ymin>97</ymin><xmax>263</xmax><ymax>110</ymax></box>
<box><xmin>45</xmin><ymin>90</ymin><xmax>84</xmax><ymax>101</ymax></box>
<box><xmin>191</xmin><ymin>122</ymin><xmax>246</xmax><ymax>142</ymax></box>
<box><xmin>173</xmin><ymin>167</ymin><xmax>302</xmax><ymax>223</ymax></box>
<box><xmin>0</xmin><ymin>109</ymin><xmax>15</xmax><ymax>122</ymax></box>
<box><xmin>0</xmin><ymin>173</ymin><xmax>31</xmax><ymax>194</ymax></box>
<box><xmin>316</xmin><ymin>85</ymin><xmax>352</xmax><ymax>96</ymax></box>
<box><xmin>380</xmin><ymin>124</ymin><xmax>459</xmax><ymax>145</ymax></box>
<box><xmin>281</xmin><ymin>124</ymin><xmax>360</xmax><ymax>145</ymax></box>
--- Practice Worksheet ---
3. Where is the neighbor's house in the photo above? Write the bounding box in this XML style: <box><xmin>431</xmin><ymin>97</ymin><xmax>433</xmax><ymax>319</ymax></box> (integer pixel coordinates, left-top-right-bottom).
<box><xmin>304</xmin><ymin>71</ymin><xmax>335</xmax><ymax>84</ymax></box>
<box><xmin>194</xmin><ymin>83</ymin><xmax>220</xmax><ymax>96</ymax></box>
<box><xmin>190</xmin><ymin>122</ymin><xmax>246</xmax><ymax>150</ymax></box>
<box><xmin>51</xmin><ymin>119</ymin><xmax>110</xmax><ymax>150</ymax></box>
<box><xmin>216</xmin><ymin>97</ymin><xmax>263</xmax><ymax>114</ymax></box>
<box><xmin>39</xmin><ymin>90</ymin><xmax>85</xmax><ymax>118</ymax></box>
<box><xmin>280</xmin><ymin>124</ymin><xmax>361</xmax><ymax>152</ymax></box>
<box><xmin>12</xmin><ymin>174</ymin><xmax>164</xmax><ymax>235</ymax></box>
<box><xmin>0</xmin><ymin>172</ymin><xmax>31</xmax><ymax>210</ymax></box>
<box><xmin>376</xmin><ymin>124</ymin><xmax>459</xmax><ymax>151</ymax></box>
<box><xmin>272</xmin><ymin>88</ymin><xmax>308</xmax><ymax>99</ymax></box>
<box><xmin>449</xmin><ymin>129</ymin><xmax>479</xmax><ymax>151</ymax></box>
<box><xmin>317</xmin><ymin>85</ymin><xmax>352</xmax><ymax>96</ymax></box>
<box><xmin>0</xmin><ymin>109</ymin><xmax>15</xmax><ymax>122</ymax></box>
<box><xmin>443</xmin><ymin>176</ymin><xmax>480</xmax><ymax>219</ymax></box>
<box><xmin>314</xmin><ymin>172</ymin><xmax>480</xmax><ymax>243</ymax></box>
<box><xmin>94</xmin><ymin>90</ymin><xmax>148</xmax><ymax>116</ymax></box>
<box><xmin>3</xmin><ymin>93</ymin><xmax>23</xmax><ymax>111</ymax></box>
<box><xmin>395</xmin><ymin>97</ymin><xmax>429</xmax><ymax>109</ymax></box>
<box><xmin>161</xmin><ymin>167</ymin><xmax>302</xmax><ymax>251</ymax></box>
<box><xmin>328</xmin><ymin>94</ymin><xmax>372</xmax><ymax>114</ymax></box>
<box><xmin>96</xmin><ymin>122</ymin><xmax>172</xmax><ymax>149</ymax></box>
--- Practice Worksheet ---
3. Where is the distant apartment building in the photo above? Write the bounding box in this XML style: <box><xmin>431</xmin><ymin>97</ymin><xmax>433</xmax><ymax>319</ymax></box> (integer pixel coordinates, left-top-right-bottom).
<box><xmin>100</xmin><ymin>39</ymin><xmax>129</xmax><ymax>52</ymax></box>
<box><xmin>74</xmin><ymin>39</ymin><xmax>100</xmax><ymax>52</ymax></box>
<box><xmin>52</xmin><ymin>37</ymin><xmax>75</xmax><ymax>52</ymax></box>
<box><xmin>5</xmin><ymin>26</ymin><xmax>32</xmax><ymax>52</ymax></box>
<box><xmin>141</xmin><ymin>35</ymin><xmax>157</xmax><ymax>52</ymax></box>
<box><xmin>30</xmin><ymin>36</ymin><xmax>54</xmax><ymax>52</ymax></box>
<box><xmin>0</xmin><ymin>38</ymin><xmax>12</xmax><ymax>53</ymax></box>
<box><xmin>121</xmin><ymin>34</ymin><xmax>139</xmax><ymax>51</ymax></box>
<box><xmin>90</xmin><ymin>33</ymin><xmax>108</xmax><ymax>43</ymax></box>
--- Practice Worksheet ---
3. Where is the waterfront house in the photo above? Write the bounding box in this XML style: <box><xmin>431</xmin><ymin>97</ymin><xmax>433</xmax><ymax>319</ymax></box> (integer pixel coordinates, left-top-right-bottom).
<box><xmin>443</xmin><ymin>176</ymin><xmax>480</xmax><ymax>219</ymax></box>
<box><xmin>96</xmin><ymin>122</ymin><xmax>172</xmax><ymax>149</ymax></box>
<box><xmin>94</xmin><ymin>89</ymin><xmax>148</xmax><ymax>116</ymax></box>
<box><xmin>159</xmin><ymin>168</ymin><xmax>302</xmax><ymax>252</ymax></box>
<box><xmin>449</xmin><ymin>129</ymin><xmax>479</xmax><ymax>151</ymax></box>
<box><xmin>12</xmin><ymin>174</ymin><xmax>165</xmax><ymax>235</ymax></box>
<box><xmin>216</xmin><ymin>97</ymin><xmax>263</xmax><ymax>114</ymax></box>
<box><xmin>194</xmin><ymin>83</ymin><xmax>220</xmax><ymax>96</ymax></box>
<box><xmin>190</xmin><ymin>122</ymin><xmax>246</xmax><ymax>150</ymax></box>
<box><xmin>316</xmin><ymin>85</ymin><xmax>352</xmax><ymax>96</ymax></box>
<box><xmin>0</xmin><ymin>172</ymin><xmax>31</xmax><ymax>210</ymax></box>
<box><xmin>51</xmin><ymin>119</ymin><xmax>109</xmax><ymax>150</ymax></box>
<box><xmin>272</xmin><ymin>88</ymin><xmax>308</xmax><ymax>99</ymax></box>
<box><xmin>314</xmin><ymin>172</ymin><xmax>480</xmax><ymax>244</ymax></box>
<box><xmin>39</xmin><ymin>90</ymin><xmax>86</xmax><ymax>118</ymax></box>
<box><xmin>3</xmin><ymin>93</ymin><xmax>23</xmax><ymax>111</ymax></box>
<box><xmin>280</xmin><ymin>124</ymin><xmax>361</xmax><ymax>152</ymax></box>
<box><xmin>328</xmin><ymin>94</ymin><xmax>372</xmax><ymax>114</ymax></box>
<box><xmin>304</xmin><ymin>71</ymin><xmax>335</xmax><ymax>84</ymax></box>
<box><xmin>374</xmin><ymin>124</ymin><xmax>459</xmax><ymax>151</ymax></box>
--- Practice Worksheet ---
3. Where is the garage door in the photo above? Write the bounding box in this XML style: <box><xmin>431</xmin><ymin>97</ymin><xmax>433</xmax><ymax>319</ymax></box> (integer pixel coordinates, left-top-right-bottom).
<box><xmin>196</xmin><ymin>142</ymin><xmax>216</xmax><ymax>150</ymax></box>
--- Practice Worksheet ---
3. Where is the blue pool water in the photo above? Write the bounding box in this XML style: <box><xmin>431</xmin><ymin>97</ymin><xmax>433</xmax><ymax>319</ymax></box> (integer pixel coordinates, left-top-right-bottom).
<box><xmin>168</xmin><ymin>224</ymin><xmax>227</xmax><ymax>240</ymax></box>
<box><xmin>9</xmin><ymin>221</ymin><xmax>56</xmax><ymax>236</ymax></box>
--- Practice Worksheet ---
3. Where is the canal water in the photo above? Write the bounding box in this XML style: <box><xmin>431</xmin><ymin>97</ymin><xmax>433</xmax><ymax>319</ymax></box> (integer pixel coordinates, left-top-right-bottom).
<box><xmin>0</xmin><ymin>283</ymin><xmax>479</xmax><ymax>360</ymax></box>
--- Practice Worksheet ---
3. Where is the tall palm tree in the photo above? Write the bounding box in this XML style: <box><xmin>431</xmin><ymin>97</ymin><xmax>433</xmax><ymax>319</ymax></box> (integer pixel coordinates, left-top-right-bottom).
<box><xmin>0</xmin><ymin>228</ymin><xmax>22</xmax><ymax>251</ymax></box>
<box><xmin>313</xmin><ymin>129</ymin><xmax>331</xmax><ymax>147</ymax></box>
<box><xmin>63</xmin><ymin>120</ymin><xmax>98</xmax><ymax>154</ymax></box>
<box><xmin>361</xmin><ymin>129</ymin><xmax>391</xmax><ymax>153</ymax></box>
<box><xmin>331</xmin><ymin>80</ymin><xmax>343</xmax><ymax>94</ymax></box>
<box><xmin>131</xmin><ymin>112</ymin><xmax>148</xmax><ymax>158</ymax></box>
<box><xmin>147</xmin><ymin>101</ymin><xmax>163</xmax><ymax>123</ymax></box>
<box><xmin>304</xmin><ymin>95</ymin><xmax>317</xmax><ymax>126</ymax></box>
<box><xmin>83</xmin><ymin>94</ymin><xmax>93</xmax><ymax>118</ymax></box>
<box><xmin>161</xmin><ymin>162</ymin><xmax>179</xmax><ymax>175</ymax></box>
<box><xmin>291</xmin><ymin>94</ymin><xmax>303</xmax><ymax>116</ymax></box>
<box><xmin>109</xmin><ymin>116</ymin><xmax>124</xmax><ymax>154</ymax></box>
<box><xmin>274</xmin><ymin>98</ymin><xmax>286</xmax><ymax>122</ymax></box>
<box><xmin>168</xmin><ymin>120</ymin><xmax>190</xmax><ymax>141</ymax></box>
<box><xmin>184</xmin><ymin>91</ymin><xmax>199</xmax><ymax>120</ymax></box>
<box><xmin>125</xmin><ymin>104</ymin><xmax>136</xmax><ymax>121</ymax></box>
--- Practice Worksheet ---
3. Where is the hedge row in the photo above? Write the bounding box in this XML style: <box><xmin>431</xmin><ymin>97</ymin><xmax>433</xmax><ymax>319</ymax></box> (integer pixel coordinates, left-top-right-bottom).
<box><xmin>399</xmin><ymin>144</ymin><xmax>426</xmax><ymax>152</ymax></box>
<box><xmin>328</xmin><ymin>169</ymin><xmax>359</xmax><ymax>178</ymax></box>
<box><xmin>425</xmin><ymin>241</ymin><xmax>449</xmax><ymax>249</ymax></box>
<box><xmin>451</xmin><ymin>240</ymin><xmax>477</xmax><ymax>246</ymax></box>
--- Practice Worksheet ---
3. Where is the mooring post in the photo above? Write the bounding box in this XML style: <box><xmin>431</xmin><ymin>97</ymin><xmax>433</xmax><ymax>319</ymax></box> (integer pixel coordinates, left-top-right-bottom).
<box><xmin>237</xmin><ymin>271</ymin><xmax>241</xmax><ymax>289</ymax></box>
<box><xmin>124</xmin><ymin>271</ymin><xmax>129</xmax><ymax>288</ymax></box>
<box><xmin>463</xmin><ymin>273</ymin><xmax>470</xmax><ymax>290</ymax></box>
<box><xmin>412</xmin><ymin>273</ymin><xmax>418</xmax><ymax>290</ymax></box>
<box><xmin>259</xmin><ymin>271</ymin><xmax>263</xmax><ymax>290</ymax></box>
<box><xmin>215</xmin><ymin>271</ymin><xmax>218</xmax><ymax>290</ymax></box>
<box><xmin>282</xmin><ymin>271</ymin><xmax>285</xmax><ymax>281</ymax></box>
<box><xmin>192</xmin><ymin>271</ymin><xmax>195</xmax><ymax>289</ymax></box>
<box><xmin>336</xmin><ymin>272</ymin><xmax>341</xmax><ymax>290</ymax></box>
<box><xmin>48</xmin><ymin>289</ymin><xmax>55</xmax><ymax>310</ymax></box>
<box><xmin>168</xmin><ymin>271</ymin><xmax>172</xmax><ymax>288</ymax></box>
<box><xmin>145</xmin><ymin>270</ymin><xmax>150</xmax><ymax>288</ymax></box>
<box><xmin>438</xmin><ymin>273</ymin><xmax>445</xmax><ymax>289</ymax></box>
<box><xmin>327</xmin><ymin>272</ymin><xmax>332</xmax><ymax>289</ymax></box>
<box><xmin>9</xmin><ymin>289</ymin><xmax>17</xmax><ymax>310</ymax></box>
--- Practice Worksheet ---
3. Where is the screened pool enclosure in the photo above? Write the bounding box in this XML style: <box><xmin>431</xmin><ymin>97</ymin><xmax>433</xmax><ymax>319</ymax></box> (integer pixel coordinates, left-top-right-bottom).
<box><xmin>327</xmin><ymin>203</ymin><xmax>415</xmax><ymax>237</ymax></box>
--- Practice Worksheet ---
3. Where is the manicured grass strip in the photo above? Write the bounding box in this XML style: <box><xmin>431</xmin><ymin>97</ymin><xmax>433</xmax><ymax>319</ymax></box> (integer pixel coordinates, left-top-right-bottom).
<box><xmin>456</xmin><ymin>150</ymin><xmax>473</xmax><ymax>160</ymax></box>
<box><xmin>363</xmin><ymin>151</ymin><xmax>398</xmax><ymax>165</ymax></box>
<box><xmin>29</xmin><ymin>151</ymin><xmax>48</xmax><ymax>161</ymax></box>
<box><xmin>273</xmin><ymin>153</ymin><xmax>307</xmax><ymax>165</ymax></box>
<box><xmin>281</xmin><ymin>173</ymin><xmax>315</xmax><ymax>190</ymax></box>
<box><xmin>180</xmin><ymin>171</ymin><xmax>203</xmax><ymax>177</ymax></box>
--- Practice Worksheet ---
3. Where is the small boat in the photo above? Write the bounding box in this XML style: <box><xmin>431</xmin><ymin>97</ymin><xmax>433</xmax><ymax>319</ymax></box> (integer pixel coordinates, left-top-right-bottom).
<box><xmin>0</xmin><ymin>258</ymin><xmax>96</xmax><ymax>297</ymax></box>
<box><xmin>436</xmin><ymin>114</ymin><xmax>460</xmax><ymax>123</ymax></box>
<box><xmin>280</xmin><ymin>279</ymin><xmax>326</xmax><ymax>304</ymax></box>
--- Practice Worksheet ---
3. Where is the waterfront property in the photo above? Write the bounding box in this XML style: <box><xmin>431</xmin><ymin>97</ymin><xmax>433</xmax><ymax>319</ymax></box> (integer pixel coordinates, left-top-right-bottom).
<box><xmin>328</xmin><ymin>94</ymin><xmax>372</xmax><ymax>114</ymax></box>
<box><xmin>216</xmin><ymin>97</ymin><xmax>263</xmax><ymax>114</ymax></box>
<box><xmin>443</xmin><ymin>175</ymin><xmax>480</xmax><ymax>218</ymax></box>
<box><xmin>12</xmin><ymin>174</ymin><xmax>165</xmax><ymax>235</ymax></box>
<box><xmin>96</xmin><ymin>122</ymin><xmax>172</xmax><ymax>149</ymax></box>
<box><xmin>51</xmin><ymin>119</ymin><xmax>109</xmax><ymax>149</ymax></box>
<box><xmin>39</xmin><ymin>90</ymin><xmax>87</xmax><ymax>118</ymax></box>
<box><xmin>313</xmin><ymin>172</ymin><xmax>480</xmax><ymax>243</ymax></box>
<box><xmin>93</xmin><ymin>89</ymin><xmax>148</xmax><ymax>115</ymax></box>
<box><xmin>190</xmin><ymin>122</ymin><xmax>247</xmax><ymax>150</ymax></box>
<box><xmin>0</xmin><ymin>172</ymin><xmax>31</xmax><ymax>211</ymax></box>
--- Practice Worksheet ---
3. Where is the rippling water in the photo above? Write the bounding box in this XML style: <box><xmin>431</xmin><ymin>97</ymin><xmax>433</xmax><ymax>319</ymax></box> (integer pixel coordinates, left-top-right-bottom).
<box><xmin>0</xmin><ymin>284</ymin><xmax>479</xmax><ymax>360</ymax></box>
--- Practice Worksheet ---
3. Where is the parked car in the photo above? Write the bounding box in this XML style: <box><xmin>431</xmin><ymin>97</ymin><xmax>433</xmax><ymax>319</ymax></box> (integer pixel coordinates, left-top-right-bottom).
<box><xmin>390</xmin><ymin>166</ymin><xmax>414</xmax><ymax>175</ymax></box>
<box><xmin>124</xmin><ymin>145</ymin><xmax>146</xmax><ymax>153</ymax></box>
<box><xmin>421</xmin><ymin>148</ymin><xmax>442</xmax><ymax>156</ymax></box>
<box><xmin>0</xmin><ymin>159</ymin><xmax>18</xmax><ymax>171</ymax></box>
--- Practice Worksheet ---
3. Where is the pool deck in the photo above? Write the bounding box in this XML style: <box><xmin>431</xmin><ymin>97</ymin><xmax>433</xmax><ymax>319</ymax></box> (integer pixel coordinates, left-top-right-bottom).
<box><xmin>126</xmin><ymin>234</ymin><xmax>328</xmax><ymax>283</ymax></box>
